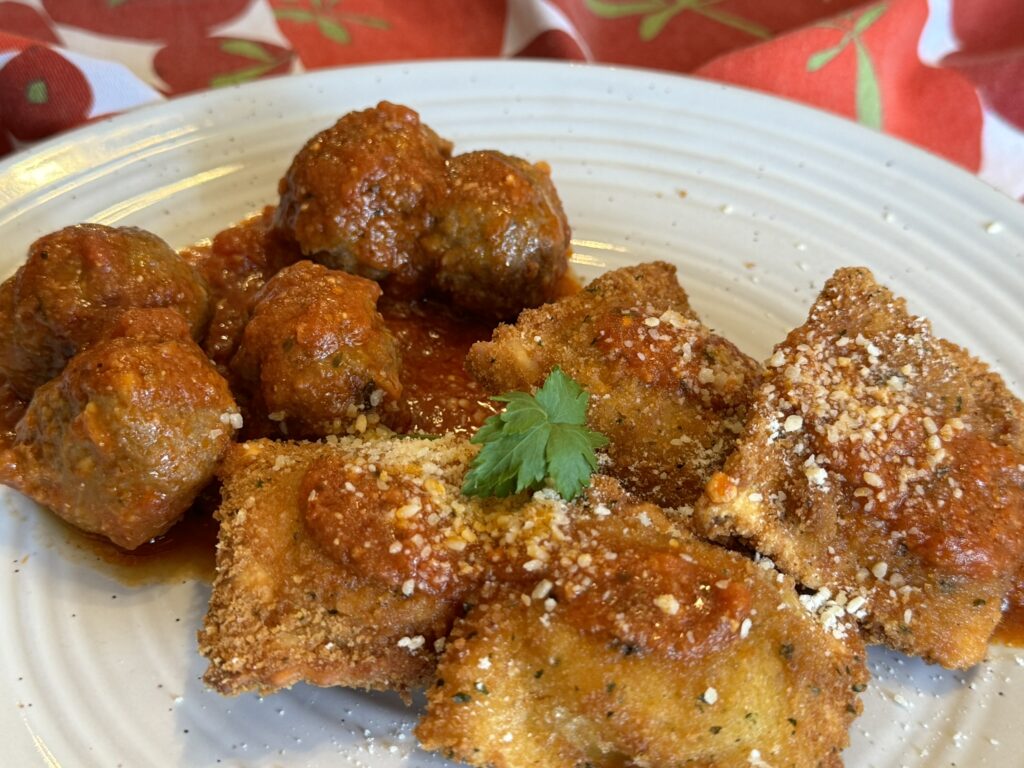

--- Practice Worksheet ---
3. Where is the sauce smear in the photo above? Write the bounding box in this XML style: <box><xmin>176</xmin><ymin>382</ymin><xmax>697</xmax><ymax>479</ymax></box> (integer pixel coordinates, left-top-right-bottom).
<box><xmin>59</xmin><ymin>500</ymin><xmax>220</xmax><ymax>586</ymax></box>
<box><xmin>994</xmin><ymin>565</ymin><xmax>1024</xmax><ymax>647</ymax></box>
<box><xmin>380</xmin><ymin>297</ymin><xmax>500</xmax><ymax>436</ymax></box>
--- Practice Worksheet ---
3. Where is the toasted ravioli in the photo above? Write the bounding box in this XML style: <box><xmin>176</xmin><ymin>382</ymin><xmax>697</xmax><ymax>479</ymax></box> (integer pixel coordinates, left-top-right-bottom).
<box><xmin>200</xmin><ymin>434</ymin><xmax>474</xmax><ymax>695</ymax></box>
<box><xmin>466</xmin><ymin>262</ymin><xmax>761</xmax><ymax>508</ymax></box>
<box><xmin>200</xmin><ymin>432</ymin><xmax>588</xmax><ymax>696</ymax></box>
<box><xmin>418</xmin><ymin>479</ymin><xmax>866</xmax><ymax>768</ymax></box>
<box><xmin>694</xmin><ymin>268</ymin><xmax>1024</xmax><ymax>668</ymax></box>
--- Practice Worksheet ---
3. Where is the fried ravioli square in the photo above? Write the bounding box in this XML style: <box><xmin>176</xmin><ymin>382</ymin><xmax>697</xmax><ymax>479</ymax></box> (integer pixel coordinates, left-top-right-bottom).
<box><xmin>467</xmin><ymin>262</ymin><xmax>761</xmax><ymax>508</ymax></box>
<box><xmin>199</xmin><ymin>433</ymin><xmax>483</xmax><ymax>696</ymax></box>
<box><xmin>418</xmin><ymin>480</ymin><xmax>866</xmax><ymax>768</ymax></box>
<box><xmin>694</xmin><ymin>268</ymin><xmax>1024</xmax><ymax>668</ymax></box>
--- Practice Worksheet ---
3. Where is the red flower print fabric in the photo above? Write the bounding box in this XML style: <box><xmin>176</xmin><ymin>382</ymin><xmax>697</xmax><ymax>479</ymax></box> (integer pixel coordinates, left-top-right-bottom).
<box><xmin>0</xmin><ymin>0</ymin><xmax>1018</xmax><ymax>198</ymax></box>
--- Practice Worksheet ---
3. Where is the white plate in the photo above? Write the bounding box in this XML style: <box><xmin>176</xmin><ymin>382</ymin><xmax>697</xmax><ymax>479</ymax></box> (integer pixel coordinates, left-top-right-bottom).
<box><xmin>2</xmin><ymin>60</ymin><xmax>1023</xmax><ymax>768</ymax></box>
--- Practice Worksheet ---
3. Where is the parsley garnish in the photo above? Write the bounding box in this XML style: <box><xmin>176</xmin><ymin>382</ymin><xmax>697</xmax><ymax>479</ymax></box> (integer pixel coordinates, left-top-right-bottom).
<box><xmin>461</xmin><ymin>367</ymin><xmax>608</xmax><ymax>501</ymax></box>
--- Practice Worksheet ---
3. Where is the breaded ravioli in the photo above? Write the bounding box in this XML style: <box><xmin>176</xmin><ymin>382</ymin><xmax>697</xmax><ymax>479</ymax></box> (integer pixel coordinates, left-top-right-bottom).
<box><xmin>418</xmin><ymin>478</ymin><xmax>866</xmax><ymax>768</ymax></box>
<box><xmin>466</xmin><ymin>262</ymin><xmax>761</xmax><ymax>508</ymax></box>
<box><xmin>201</xmin><ymin>434</ymin><xmax>468</xmax><ymax>696</ymax></box>
<box><xmin>200</xmin><ymin>434</ymin><xmax>588</xmax><ymax>696</ymax></box>
<box><xmin>694</xmin><ymin>268</ymin><xmax>1024</xmax><ymax>669</ymax></box>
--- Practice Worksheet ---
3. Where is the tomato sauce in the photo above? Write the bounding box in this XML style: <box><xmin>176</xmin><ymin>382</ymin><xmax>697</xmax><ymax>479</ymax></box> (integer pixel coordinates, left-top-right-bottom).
<box><xmin>181</xmin><ymin>206</ymin><xmax>300</xmax><ymax>371</ymax></box>
<box><xmin>56</xmin><ymin>492</ymin><xmax>220</xmax><ymax>585</ymax></box>
<box><xmin>379</xmin><ymin>297</ymin><xmax>500</xmax><ymax>436</ymax></box>
<box><xmin>559</xmin><ymin>546</ymin><xmax>751</xmax><ymax>661</ymax></box>
<box><xmin>0</xmin><ymin>382</ymin><xmax>24</xmax><ymax>446</ymax></box>
<box><xmin>994</xmin><ymin>565</ymin><xmax>1024</xmax><ymax>647</ymax></box>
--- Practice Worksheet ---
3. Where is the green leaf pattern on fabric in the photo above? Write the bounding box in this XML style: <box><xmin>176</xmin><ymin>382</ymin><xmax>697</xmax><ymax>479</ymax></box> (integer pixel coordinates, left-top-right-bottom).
<box><xmin>806</xmin><ymin>2</ymin><xmax>887</xmax><ymax>129</ymax></box>
<box><xmin>273</xmin><ymin>0</ymin><xmax>388</xmax><ymax>46</ymax></box>
<box><xmin>211</xmin><ymin>64</ymin><xmax>278</xmax><ymax>89</ymax></box>
<box><xmin>220</xmin><ymin>39</ymin><xmax>276</xmax><ymax>64</ymax></box>
<box><xmin>273</xmin><ymin>8</ymin><xmax>316</xmax><ymax>23</ymax></box>
<box><xmin>853</xmin><ymin>4</ymin><xmax>887</xmax><ymax>35</ymax></box>
<box><xmin>806</xmin><ymin>45</ymin><xmax>843</xmax><ymax>72</ymax></box>
<box><xmin>316</xmin><ymin>17</ymin><xmax>351</xmax><ymax>44</ymax></box>
<box><xmin>586</xmin><ymin>0</ymin><xmax>771</xmax><ymax>42</ymax></box>
<box><xmin>209</xmin><ymin>40</ymin><xmax>291</xmax><ymax>89</ymax></box>
<box><xmin>697</xmin><ymin>7</ymin><xmax>771</xmax><ymax>40</ymax></box>
<box><xmin>854</xmin><ymin>40</ymin><xmax>882</xmax><ymax>129</ymax></box>
<box><xmin>25</xmin><ymin>80</ymin><xmax>48</xmax><ymax>105</ymax></box>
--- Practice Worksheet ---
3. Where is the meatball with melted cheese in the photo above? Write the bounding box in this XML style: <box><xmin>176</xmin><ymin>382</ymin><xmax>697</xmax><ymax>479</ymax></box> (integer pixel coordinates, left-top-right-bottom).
<box><xmin>0</xmin><ymin>223</ymin><xmax>210</xmax><ymax>399</ymax></box>
<box><xmin>422</xmin><ymin>150</ymin><xmax>570</xmax><ymax>320</ymax></box>
<box><xmin>230</xmin><ymin>261</ymin><xmax>401</xmax><ymax>438</ymax></box>
<box><xmin>274</xmin><ymin>101</ymin><xmax>452</xmax><ymax>296</ymax></box>
<box><xmin>0</xmin><ymin>315</ymin><xmax>238</xmax><ymax>549</ymax></box>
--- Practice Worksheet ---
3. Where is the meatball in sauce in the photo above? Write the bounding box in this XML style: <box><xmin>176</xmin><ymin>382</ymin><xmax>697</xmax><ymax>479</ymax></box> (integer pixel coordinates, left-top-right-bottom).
<box><xmin>0</xmin><ymin>313</ymin><xmax>238</xmax><ymax>550</ymax></box>
<box><xmin>423</xmin><ymin>150</ymin><xmax>570</xmax><ymax>320</ymax></box>
<box><xmin>274</xmin><ymin>101</ymin><xmax>452</xmax><ymax>296</ymax></box>
<box><xmin>231</xmin><ymin>260</ymin><xmax>401</xmax><ymax>439</ymax></box>
<box><xmin>0</xmin><ymin>223</ymin><xmax>210</xmax><ymax>399</ymax></box>
<box><xmin>183</xmin><ymin>206</ymin><xmax>299</xmax><ymax>373</ymax></box>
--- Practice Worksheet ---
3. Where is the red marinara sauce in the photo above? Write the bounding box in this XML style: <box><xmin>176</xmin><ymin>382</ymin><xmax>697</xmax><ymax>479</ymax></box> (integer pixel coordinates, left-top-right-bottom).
<box><xmin>379</xmin><ymin>296</ymin><xmax>500</xmax><ymax>436</ymax></box>
<box><xmin>995</xmin><ymin>565</ymin><xmax>1024</xmax><ymax>647</ymax></box>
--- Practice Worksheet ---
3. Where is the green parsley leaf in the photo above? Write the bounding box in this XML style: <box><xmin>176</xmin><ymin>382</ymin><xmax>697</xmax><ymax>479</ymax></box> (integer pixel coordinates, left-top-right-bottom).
<box><xmin>462</xmin><ymin>367</ymin><xmax>608</xmax><ymax>501</ymax></box>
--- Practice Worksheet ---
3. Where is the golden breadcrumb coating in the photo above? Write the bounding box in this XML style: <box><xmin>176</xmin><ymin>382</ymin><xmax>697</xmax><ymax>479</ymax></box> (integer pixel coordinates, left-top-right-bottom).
<box><xmin>202</xmin><ymin>429</ymin><xmax>867</xmax><ymax>765</ymax></box>
<box><xmin>200</xmin><ymin>432</ymin><xmax>595</xmax><ymax>696</ymax></box>
<box><xmin>466</xmin><ymin>262</ymin><xmax>761</xmax><ymax>509</ymax></box>
<box><xmin>418</xmin><ymin>477</ymin><xmax>866</xmax><ymax>768</ymax></box>
<box><xmin>201</xmin><ymin>433</ymin><xmax>469</xmax><ymax>695</ymax></box>
<box><xmin>694</xmin><ymin>267</ymin><xmax>1024</xmax><ymax>669</ymax></box>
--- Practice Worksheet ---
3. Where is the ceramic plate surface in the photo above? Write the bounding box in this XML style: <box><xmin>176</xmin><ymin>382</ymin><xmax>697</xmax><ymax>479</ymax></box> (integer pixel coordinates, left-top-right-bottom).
<box><xmin>1</xmin><ymin>60</ymin><xmax>1023</xmax><ymax>768</ymax></box>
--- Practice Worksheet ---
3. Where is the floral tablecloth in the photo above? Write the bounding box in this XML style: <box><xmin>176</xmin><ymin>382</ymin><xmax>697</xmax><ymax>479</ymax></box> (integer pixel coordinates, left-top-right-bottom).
<box><xmin>0</xmin><ymin>0</ymin><xmax>1020</xmax><ymax>198</ymax></box>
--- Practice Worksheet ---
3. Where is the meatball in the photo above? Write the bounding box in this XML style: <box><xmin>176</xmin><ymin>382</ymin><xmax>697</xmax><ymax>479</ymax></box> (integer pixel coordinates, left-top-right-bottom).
<box><xmin>274</xmin><ymin>101</ymin><xmax>452</xmax><ymax>296</ymax></box>
<box><xmin>98</xmin><ymin>306</ymin><xmax>197</xmax><ymax>344</ymax></box>
<box><xmin>0</xmin><ymin>330</ymin><xmax>239</xmax><ymax>549</ymax></box>
<box><xmin>230</xmin><ymin>261</ymin><xmax>402</xmax><ymax>438</ymax></box>
<box><xmin>422</xmin><ymin>150</ymin><xmax>570</xmax><ymax>320</ymax></box>
<box><xmin>184</xmin><ymin>207</ymin><xmax>301</xmax><ymax>372</ymax></box>
<box><xmin>0</xmin><ymin>223</ymin><xmax>211</xmax><ymax>399</ymax></box>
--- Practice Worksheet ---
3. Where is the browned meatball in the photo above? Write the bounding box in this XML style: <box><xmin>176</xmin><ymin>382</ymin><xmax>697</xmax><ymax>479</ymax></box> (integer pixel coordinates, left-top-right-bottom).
<box><xmin>0</xmin><ymin>329</ymin><xmax>239</xmax><ymax>549</ymax></box>
<box><xmin>183</xmin><ymin>207</ymin><xmax>301</xmax><ymax>372</ymax></box>
<box><xmin>97</xmin><ymin>306</ymin><xmax>197</xmax><ymax>344</ymax></box>
<box><xmin>0</xmin><ymin>223</ymin><xmax>211</xmax><ymax>399</ymax></box>
<box><xmin>273</xmin><ymin>101</ymin><xmax>452</xmax><ymax>296</ymax></box>
<box><xmin>422</xmin><ymin>150</ymin><xmax>570</xmax><ymax>320</ymax></box>
<box><xmin>231</xmin><ymin>261</ymin><xmax>402</xmax><ymax>438</ymax></box>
